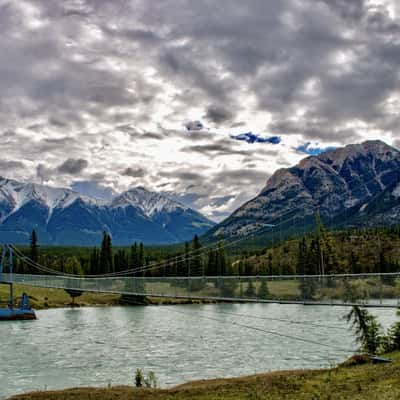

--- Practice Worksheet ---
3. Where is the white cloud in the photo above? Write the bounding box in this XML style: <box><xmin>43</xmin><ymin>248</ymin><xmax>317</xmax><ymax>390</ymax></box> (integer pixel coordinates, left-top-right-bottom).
<box><xmin>0</xmin><ymin>0</ymin><xmax>399</xmax><ymax>221</ymax></box>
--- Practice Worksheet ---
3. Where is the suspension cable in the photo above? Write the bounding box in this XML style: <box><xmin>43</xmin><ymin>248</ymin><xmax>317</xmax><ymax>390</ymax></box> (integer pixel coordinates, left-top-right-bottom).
<box><xmin>198</xmin><ymin>308</ymin><xmax>349</xmax><ymax>331</ymax></box>
<box><xmin>168</xmin><ymin>307</ymin><xmax>357</xmax><ymax>354</ymax></box>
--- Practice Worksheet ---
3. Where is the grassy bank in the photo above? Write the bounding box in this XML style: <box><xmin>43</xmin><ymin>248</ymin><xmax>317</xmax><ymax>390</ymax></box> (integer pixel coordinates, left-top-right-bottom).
<box><xmin>8</xmin><ymin>351</ymin><xmax>400</xmax><ymax>400</ymax></box>
<box><xmin>0</xmin><ymin>283</ymin><xmax>121</xmax><ymax>309</ymax></box>
<box><xmin>0</xmin><ymin>284</ymin><xmax>222</xmax><ymax>309</ymax></box>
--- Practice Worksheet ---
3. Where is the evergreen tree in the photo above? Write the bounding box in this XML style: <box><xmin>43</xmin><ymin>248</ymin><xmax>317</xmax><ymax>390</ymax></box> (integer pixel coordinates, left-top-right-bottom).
<box><xmin>191</xmin><ymin>235</ymin><xmax>203</xmax><ymax>276</ymax></box>
<box><xmin>130</xmin><ymin>243</ymin><xmax>138</xmax><ymax>270</ymax></box>
<box><xmin>139</xmin><ymin>243</ymin><xmax>145</xmax><ymax>268</ymax></box>
<box><xmin>346</xmin><ymin>306</ymin><xmax>382</xmax><ymax>354</ymax></box>
<box><xmin>206</xmin><ymin>249</ymin><xmax>217</xmax><ymax>276</ymax></box>
<box><xmin>30</xmin><ymin>229</ymin><xmax>39</xmax><ymax>269</ymax></box>
<box><xmin>64</xmin><ymin>257</ymin><xmax>84</xmax><ymax>305</ymax></box>
<box><xmin>220</xmin><ymin>262</ymin><xmax>238</xmax><ymax>297</ymax></box>
<box><xmin>216</xmin><ymin>240</ymin><xmax>227</xmax><ymax>276</ymax></box>
<box><xmin>184</xmin><ymin>242</ymin><xmax>191</xmax><ymax>276</ymax></box>
<box><xmin>190</xmin><ymin>235</ymin><xmax>204</xmax><ymax>291</ymax></box>
<box><xmin>258</xmin><ymin>279</ymin><xmax>270</xmax><ymax>299</ymax></box>
<box><xmin>99</xmin><ymin>232</ymin><xmax>113</xmax><ymax>274</ymax></box>
<box><xmin>245</xmin><ymin>279</ymin><xmax>256</xmax><ymax>298</ymax></box>
<box><xmin>89</xmin><ymin>248</ymin><xmax>99</xmax><ymax>274</ymax></box>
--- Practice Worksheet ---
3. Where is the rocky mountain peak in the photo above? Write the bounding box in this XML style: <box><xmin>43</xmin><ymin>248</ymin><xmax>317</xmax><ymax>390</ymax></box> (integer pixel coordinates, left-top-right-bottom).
<box><xmin>212</xmin><ymin>140</ymin><xmax>400</xmax><ymax>239</ymax></box>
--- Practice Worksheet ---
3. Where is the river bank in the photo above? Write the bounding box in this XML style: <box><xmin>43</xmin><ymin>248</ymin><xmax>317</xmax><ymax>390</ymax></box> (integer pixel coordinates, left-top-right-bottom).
<box><xmin>7</xmin><ymin>351</ymin><xmax>400</xmax><ymax>400</ymax></box>
<box><xmin>0</xmin><ymin>284</ymin><xmax>220</xmax><ymax>309</ymax></box>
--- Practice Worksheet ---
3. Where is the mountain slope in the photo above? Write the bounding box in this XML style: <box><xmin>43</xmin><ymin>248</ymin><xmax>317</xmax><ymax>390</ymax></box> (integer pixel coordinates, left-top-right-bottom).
<box><xmin>0</xmin><ymin>179</ymin><xmax>215</xmax><ymax>245</ymax></box>
<box><xmin>209</xmin><ymin>140</ymin><xmax>400</xmax><ymax>241</ymax></box>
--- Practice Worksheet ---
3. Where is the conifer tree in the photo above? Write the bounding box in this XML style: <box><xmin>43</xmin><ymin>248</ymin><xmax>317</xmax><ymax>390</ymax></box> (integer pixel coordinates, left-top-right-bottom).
<box><xmin>184</xmin><ymin>242</ymin><xmax>191</xmax><ymax>276</ymax></box>
<box><xmin>258</xmin><ymin>279</ymin><xmax>270</xmax><ymax>299</ymax></box>
<box><xmin>30</xmin><ymin>229</ymin><xmax>39</xmax><ymax>265</ymax></box>
<box><xmin>99</xmin><ymin>232</ymin><xmax>113</xmax><ymax>274</ymax></box>
<box><xmin>64</xmin><ymin>257</ymin><xmax>84</xmax><ymax>304</ymax></box>
<box><xmin>216</xmin><ymin>240</ymin><xmax>227</xmax><ymax>276</ymax></box>
<box><xmin>191</xmin><ymin>235</ymin><xmax>203</xmax><ymax>276</ymax></box>
<box><xmin>190</xmin><ymin>235</ymin><xmax>205</xmax><ymax>291</ymax></box>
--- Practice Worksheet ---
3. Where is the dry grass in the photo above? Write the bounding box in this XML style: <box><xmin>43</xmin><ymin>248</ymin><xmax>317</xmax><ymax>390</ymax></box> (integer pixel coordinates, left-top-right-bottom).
<box><xmin>0</xmin><ymin>283</ymin><xmax>121</xmax><ymax>309</ymax></box>
<box><xmin>8</xmin><ymin>352</ymin><xmax>400</xmax><ymax>400</ymax></box>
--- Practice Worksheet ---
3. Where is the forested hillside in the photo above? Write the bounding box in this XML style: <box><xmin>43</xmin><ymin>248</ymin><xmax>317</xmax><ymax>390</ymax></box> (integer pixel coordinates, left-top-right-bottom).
<box><xmin>9</xmin><ymin>221</ymin><xmax>400</xmax><ymax>277</ymax></box>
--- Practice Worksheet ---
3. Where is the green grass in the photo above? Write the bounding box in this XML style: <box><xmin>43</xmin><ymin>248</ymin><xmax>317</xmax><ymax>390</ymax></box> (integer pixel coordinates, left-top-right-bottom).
<box><xmin>0</xmin><ymin>283</ymin><xmax>121</xmax><ymax>309</ymax></box>
<box><xmin>8</xmin><ymin>351</ymin><xmax>400</xmax><ymax>399</ymax></box>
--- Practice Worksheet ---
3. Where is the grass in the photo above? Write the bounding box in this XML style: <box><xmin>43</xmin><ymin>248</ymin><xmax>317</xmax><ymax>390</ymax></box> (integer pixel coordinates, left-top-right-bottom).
<box><xmin>0</xmin><ymin>283</ymin><xmax>122</xmax><ymax>309</ymax></box>
<box><xmin>7</xmin><ymin>351</ymin><xmax>400</xmax><ymax>400</ymax></box>
<box><xmin>0</xmin><ymin>283</ymin><xmax>221</xmax><ymax>309</ymax></box>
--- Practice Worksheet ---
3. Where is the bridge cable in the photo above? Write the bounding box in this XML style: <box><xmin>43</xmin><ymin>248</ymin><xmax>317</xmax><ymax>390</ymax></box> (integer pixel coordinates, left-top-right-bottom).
<box><xmin>197</xmin><ymin>308</ymin><xmax>349</xmax><ymax>331</ymax></box>
<box><xmin>167</xmin><ymin>307</ymin><xmax>357</xmax><ymax>354</ymax></box>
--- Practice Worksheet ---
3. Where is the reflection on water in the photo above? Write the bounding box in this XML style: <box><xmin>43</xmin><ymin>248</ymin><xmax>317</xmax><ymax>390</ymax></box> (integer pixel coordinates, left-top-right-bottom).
<box><xmin>0</xmin><ymin>303</ymin><xmax>397</xmax><ymax>398</ymax></box>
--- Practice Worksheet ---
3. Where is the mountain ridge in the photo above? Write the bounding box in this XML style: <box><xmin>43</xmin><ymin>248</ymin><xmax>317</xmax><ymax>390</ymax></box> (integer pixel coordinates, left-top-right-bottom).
<box><xmin>209</xmin><ymin>140</ymin><xmax>400</xmax><ymax>240</ymax></box>
<box><xmin>0</xmin><ymin>177</ymin><xmax>215</xmax><ymax>246</ymax></box>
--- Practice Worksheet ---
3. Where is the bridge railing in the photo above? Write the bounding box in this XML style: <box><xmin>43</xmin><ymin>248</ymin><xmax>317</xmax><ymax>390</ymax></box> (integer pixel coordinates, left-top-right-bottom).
<box><xmin>1</xmin><ymin>273</ymin><xmax>400</xmax><ymax>306</ymax></box>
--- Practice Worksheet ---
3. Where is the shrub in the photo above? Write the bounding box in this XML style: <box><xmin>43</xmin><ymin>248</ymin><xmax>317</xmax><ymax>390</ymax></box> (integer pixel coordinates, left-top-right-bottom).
<box><xmin>135</xmin><ymin>368</ymin><xmax>143</xmax><ymax>387</ymax></box>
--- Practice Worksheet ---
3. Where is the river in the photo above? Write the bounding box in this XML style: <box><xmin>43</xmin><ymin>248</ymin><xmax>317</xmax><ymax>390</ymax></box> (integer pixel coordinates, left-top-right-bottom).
<box><xmin>1</xmin><ymin>303</ymin><xmax>398</xmax><ymax>399</ymax></box>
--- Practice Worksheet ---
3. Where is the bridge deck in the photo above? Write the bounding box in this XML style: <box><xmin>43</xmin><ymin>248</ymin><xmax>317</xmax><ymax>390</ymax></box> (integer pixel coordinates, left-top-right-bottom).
<box><xmin>1</xmin><ymin>273</ymin><xmax>400</xmax><ymax>307</ymax></box>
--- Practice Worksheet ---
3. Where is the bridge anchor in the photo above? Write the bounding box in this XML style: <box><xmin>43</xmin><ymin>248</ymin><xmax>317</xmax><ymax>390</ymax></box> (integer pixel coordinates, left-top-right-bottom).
<box><xmin>0</xmin><ymin>244</ymin><xmax>36</xmax><ymax>320</ymax></box>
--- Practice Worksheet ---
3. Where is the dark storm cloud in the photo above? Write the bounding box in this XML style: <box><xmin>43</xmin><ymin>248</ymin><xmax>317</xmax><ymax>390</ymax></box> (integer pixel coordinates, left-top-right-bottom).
<box><xmin>210</xmin><ymin>195</ymin><xmax>235</xmax><ymax>207</ymax></box>
<box><xmin>122</xmin><ymin>167</ymin><xmax>146</xmax><ymax>178</ymax></box>
<box><xmin>204</xmin><ymin>106</ymin><xmax>234</xmax><ymax>125</ymax></box>
<box><xmin>36</xmin><ymin>163</ymin><xmax>53</xmax><ymax>182</ymax></box>
<box><xmin>57</xmin><ymin>158</ymin><xmax>89</xmax><ymax>175</ymax></box>
<box><xmin>182</xmin><ymin>142</ymin><xmax>249</xmax><ymax>157</ymax></box>
<box><xmin>0</xmin><ymin>160</ymin><xmax>25</xmax><ymax>170</ymax></box>
<box><xmin>1</xmin><ymin>0</ymin><xmax>400</xmax><ymax>219</ymax></box>
<box><xmin>3</xmin><ymin>0</ymin><xmax>398</xmax><ymax>141</ymax></box>
<box><xmin>212</xmin><ymin>169</ymin><xmax>267</xmax><ymax>184</ymax></box>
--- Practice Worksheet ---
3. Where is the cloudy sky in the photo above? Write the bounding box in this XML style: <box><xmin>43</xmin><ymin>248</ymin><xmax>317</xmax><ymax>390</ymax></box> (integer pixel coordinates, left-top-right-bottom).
<box><xmin>1</xmin><ymin>0</ymin><xmax>400</xmax><ymax>221</ymax></box>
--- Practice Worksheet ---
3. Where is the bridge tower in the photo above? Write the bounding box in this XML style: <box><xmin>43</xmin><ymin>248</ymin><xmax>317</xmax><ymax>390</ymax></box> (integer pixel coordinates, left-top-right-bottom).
<box><xmin>0</xmin><ymin>244</ymin><xmax>36</xmax><ymax>320</ymax></box>
<box><xmin>0</xmin><ymin>244</ymin><xmax>14</xmax><ymax>307</ymax></box>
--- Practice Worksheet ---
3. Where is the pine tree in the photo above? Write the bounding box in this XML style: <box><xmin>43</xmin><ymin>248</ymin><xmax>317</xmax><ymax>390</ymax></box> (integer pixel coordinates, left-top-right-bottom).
<box><xmin>30</xmin><ymin>229</ymin><xmax>39</xmax><ymax>269</ymax></box>
<box><xmin>206</xmin><ymin>249</ymin><xmax>217</xmax><ymax>276</ymax></box>
<box><xmin>89</xmin><ymin>248</ymin><xmax>99</xmax><ymax>274</ymax></box>
<box><xmin>216</xmin><ymin>240</ymin><xmax>227</xmax><ymax>276</ymax></box>
<box><xmin>184</xmin><ymin>242</ymin><xmax>191</xmax><ymax>276</ymax></box>
<box><xmin>346</xmin><ymin>306</ymin><xmax>382</xmax><ymax>354</ymax></box>
<box><xmin>130</xmin><ymin>243</ymin><xmax>138</xmax><ymax>270</ymax></box>
<box><xmin>245</xmin><ymin>279</ymin><xmax>256</xmax><ymax>297</ymax></box>
<box><xmin>190</xmin><ymin>235</ymin><xmax>205</xmax><ymax>291</ymax></box>
<box><xmin>99</xmin><ymin>232</ymin><xmax>113</xmax><ymax>274</ymax></box>
<box><xmin>296</xmin><ymin>238</ymin><xmax>307</xmax><ymax>275</ymax></box>
<box><xmin>258</xmin><ymin>279</ymin><xmax>270</xmax><ymax>299</ymax></box>
<box><xmin>138</xmin><ymin>243</ymin><xmax>145</xmax><ymax>268</ymax></box>
<box><xmin>64</xmin><ymin>257</ymin><xmax>84</xmax><ymax>305</ymax></box>
<box><xmin>191</xmin><ymin>235</ymin><xmax>203</xmax><ymax>276</ymax></box>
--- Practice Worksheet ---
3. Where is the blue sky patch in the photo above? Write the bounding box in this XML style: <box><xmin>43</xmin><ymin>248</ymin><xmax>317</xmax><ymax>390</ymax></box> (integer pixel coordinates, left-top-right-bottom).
<box><xmin>230</xmin><ymin>132</ymin><xmax>281</xmax><ymax>144</ymax></box>
<box><xmin>296</xmin><ymin>142</ymin><xmax>337</xmax><ymax>156</ymax></box>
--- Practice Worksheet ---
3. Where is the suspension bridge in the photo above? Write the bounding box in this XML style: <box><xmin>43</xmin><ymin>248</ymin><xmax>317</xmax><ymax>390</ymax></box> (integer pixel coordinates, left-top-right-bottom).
<box><xmin>1</xmin><ymin>172</ymin><xmax>400</xmax><ymax>310</ymax></box>
<box><xmin>1</xmin><ymin>244</ymin><xmax>400</xmax><ymax>308</ymax></box>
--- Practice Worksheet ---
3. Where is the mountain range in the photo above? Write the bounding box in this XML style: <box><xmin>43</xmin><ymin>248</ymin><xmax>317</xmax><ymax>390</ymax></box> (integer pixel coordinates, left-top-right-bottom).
<box><xmin>0</xmin><ymin>180</ymin><xmax>215</xmax><ymax>245</ymax></box>
<box><xmin>1</xmin><ymin>139</ymin><xmax>399</xmax><ymax>247</ymax></box>
<box><xmin>209</xmin><ymin>140</ymin><xmax>400</xmax><ymax>242</ymax></box>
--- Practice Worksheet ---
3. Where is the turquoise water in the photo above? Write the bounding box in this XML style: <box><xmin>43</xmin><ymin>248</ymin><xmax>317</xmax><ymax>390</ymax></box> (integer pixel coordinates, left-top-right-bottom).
<box><xmin>0</xmin><ymin>304</ymin><xmax>398</xmax><ymax>399</ymax></box>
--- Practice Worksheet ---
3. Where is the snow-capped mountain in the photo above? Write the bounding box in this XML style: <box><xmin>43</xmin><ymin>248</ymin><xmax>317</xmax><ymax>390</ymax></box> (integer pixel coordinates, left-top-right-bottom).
<box><xmin>209</xmin><ymin>140</ymin><xmax>400</xmax><ymax>240</ymax></box>
<box><xmin>110</xmin><ymin>187</ymin><xmax>187</xmax><ymax>217</ymax></box>
<box><xmin>0</xmin><ymin>178</ymin><xmax>215</xmax><ymax>245</ymax></box>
